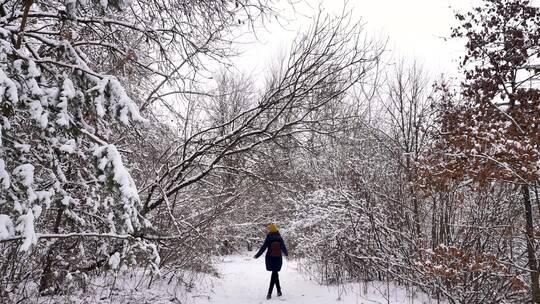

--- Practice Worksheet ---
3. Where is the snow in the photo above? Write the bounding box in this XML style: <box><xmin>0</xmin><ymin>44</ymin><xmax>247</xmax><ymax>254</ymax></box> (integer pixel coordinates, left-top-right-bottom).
<box><xmin>0</xmin><ymin>68</ymin><xmax>19</xmax><ymax>103</ymax></box>
<box><xmin>192</xmin><ymin>255</ymin><xmax>437</xmax><ymax>304</ymax></box>
<box><xmin>32</xmin><ymin>205</ymin><xmax>42</xmax><ymax>219</ymax></box>
<box><xmin>109</xmin><ymin>252</ymin><xmax>121</xmax><ymax>270</ymax></box>
<box><xmin>27</xmin><ymin>60</ymin><xmax>41</xmax><ymax>77</ymax></box>
<box><xmin>13</xmin><ymin>164</ymin><xmax>34</xmax><ymax>186</ymax></box>
<box><xmin>94</xmin><ymin>93</ymin><xmax>105</xmax><ymax>117</ymax></box>
<box><xmin>61</xmin><ymin>195</ymin><xmax>73</xmax><ymax>206</ymax></box>
<box><xmin>62</xmin><ymin>77</ymin><xmax>76</xmax><ymax>99</ymax></box>
<box><xmin>59</xmin><ymin>139</ymin><xmax>77</xmax><ymax>154</ymax></box>
<box><xmin>93</xmin><ymin>144</ymin><xmax>141</xmax><ymax>233</ymax></box>
<box><xmin>35</xmin><ymin>254</ymin><xmax>440</xmax><ymax>304</ymax></box>
<box><xmin>147</xmin><ymin>242</ymin><xmax>161</xmax><ymax>274</ymax></box>
<box><xmin>56</xmin><ymin>98</ymin><xmax>70</xmax><ymax>126</ymax></box>
<box><xmin>15</xmin><ymin>143</ymin><xmax>31</xmax><ymax>153</ymax></box>
<box><xmin>55</xmin><ymin>76</ymin><xmax>76</xmax><ymax>127</ymax></box>
<box><xmin>94</xmin><ymin>145</ymin><xmax>140</xmax><ymax>204</ymax></box>
<box><xmin>29</xmin><ymin>100</ymin><xmax>49</xmax><ymax>128</ymax></box>
<box><xmin>105</xmin><ymin>76</ymin><xmax>145</xmax><ymax>124</ymax></box>
<box><xmin>64</xmin><ymin>208</ymin><xmax>86</xmax><ymax>225</ymax></box>
<box><xmin>17</xmin><ymin>209</ymin><xmax>37</xmax><ymax>251</ymax></box>
<box><xmin>0</xmin><ymin>159</ymin><xmax>10</xmax><ymax>189</ymax></box>
<box><xmin>89</xmin><ymin>76</ymin><xmax>145</xmax><ymax>124</ymax></box>
<box><xmin>0</xmin><ymin>214</ymin><xmax>14</xmax><ymax>239</ymax></box>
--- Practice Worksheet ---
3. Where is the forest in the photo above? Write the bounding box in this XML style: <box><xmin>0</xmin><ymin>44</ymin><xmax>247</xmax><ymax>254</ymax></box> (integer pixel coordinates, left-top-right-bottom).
<box><xmin>1</xmin><ymin>0</ymin><xmax>540</xmax><ymax>303</ymax></box>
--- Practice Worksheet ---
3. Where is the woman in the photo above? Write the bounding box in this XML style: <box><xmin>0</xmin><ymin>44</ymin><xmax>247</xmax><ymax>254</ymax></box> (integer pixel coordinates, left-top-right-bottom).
<box><xmin>253</xmin><ymin>223</ymin><xmax>289</xmax><ymax>300</ymax></box>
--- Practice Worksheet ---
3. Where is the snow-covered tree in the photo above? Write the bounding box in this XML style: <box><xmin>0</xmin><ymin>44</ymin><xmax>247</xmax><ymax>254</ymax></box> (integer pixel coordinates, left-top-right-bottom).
<box><xmin>421</xmin><ymin>1</ymin><xmax>540</xmax><ymax>301</ymax></box>
<box><xmin>0</xmin><ymin>0</ymin><xmax>277</xmax><ymax>298</ymax></box>
<box><xmin>0</xmin><ymin>0</ymin><xmax>153</xmax><ymax>296</ymax></box>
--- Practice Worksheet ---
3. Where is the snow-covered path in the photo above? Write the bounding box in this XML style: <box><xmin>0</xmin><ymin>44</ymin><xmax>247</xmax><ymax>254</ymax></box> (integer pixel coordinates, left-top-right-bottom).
<box><xmin>191</xmin><ymin>255</ymin><xmax>434</xmax><ymax>304</ymax></box>
<box><xmin>36</xmin><ymin>254</ymin><xmax>438</xmax><ymax>303</ymax></box>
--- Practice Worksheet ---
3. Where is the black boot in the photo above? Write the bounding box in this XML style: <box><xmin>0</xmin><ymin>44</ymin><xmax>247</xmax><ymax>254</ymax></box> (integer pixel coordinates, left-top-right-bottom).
<box><xmin>266</xmin><ymin>293</ymin><xmax>271</xmax><ymax>300</ymax></box>
<box><xmin>277</xmin><ymin>290</ymin><xmax>282</xmax><ymax>297</ymax></box>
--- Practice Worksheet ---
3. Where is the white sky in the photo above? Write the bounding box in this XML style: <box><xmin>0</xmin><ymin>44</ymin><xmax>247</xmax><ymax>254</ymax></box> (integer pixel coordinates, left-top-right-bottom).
<box><xmin>233</xmin><ymin>0</ymin><xmax>476</xmax><ymax>78</ymax></box>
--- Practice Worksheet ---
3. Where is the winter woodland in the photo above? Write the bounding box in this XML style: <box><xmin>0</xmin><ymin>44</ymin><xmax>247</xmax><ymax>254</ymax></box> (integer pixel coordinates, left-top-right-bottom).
<box><xmin>1</xmin><ymin>0</ymin><xmax>540</xmax><ymax>303</ymax></box>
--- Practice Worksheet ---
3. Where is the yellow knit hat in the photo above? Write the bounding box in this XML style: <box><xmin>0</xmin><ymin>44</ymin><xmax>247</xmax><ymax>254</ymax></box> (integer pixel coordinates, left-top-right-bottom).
<box><xmin>268</xmin><ymin>223</ymin><xmax>279</xmax><ymax>233</ymax></box>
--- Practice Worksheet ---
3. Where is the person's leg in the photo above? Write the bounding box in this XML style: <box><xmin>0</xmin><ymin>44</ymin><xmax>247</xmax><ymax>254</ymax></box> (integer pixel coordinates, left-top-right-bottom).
<box><xmin>268</xmin><ymin>271</ymin><xmax>277</xmax><ymax>297</ymax></box>
<box><xmin>275</xmin><ymin>271</ymin><xmax>282</xmax><ymax>296</ymax></box>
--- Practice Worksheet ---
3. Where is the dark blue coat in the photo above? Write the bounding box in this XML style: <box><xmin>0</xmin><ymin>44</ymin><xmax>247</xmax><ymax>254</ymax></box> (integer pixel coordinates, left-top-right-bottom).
<box><xmin>254</xmin><ymin>232</ymin><xmax>288</xmax><ymax>272</ymax></box>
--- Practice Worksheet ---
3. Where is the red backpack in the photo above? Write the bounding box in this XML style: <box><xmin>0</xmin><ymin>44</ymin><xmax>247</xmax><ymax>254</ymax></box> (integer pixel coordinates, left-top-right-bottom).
<box><xmin>269</xmin><ymin>241</ymin><xmax>281</xmax><ymax>257</ymax></box>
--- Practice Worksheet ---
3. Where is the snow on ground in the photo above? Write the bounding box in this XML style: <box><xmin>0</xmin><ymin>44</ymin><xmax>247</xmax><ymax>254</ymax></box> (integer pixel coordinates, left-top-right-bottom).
<box><xmin>35</xmin><ymin>254</ymin><xmax>440</xmax><ymax>304</ymax></box>
<box><xmin>189</xmin><ymin>254</ymin><xmax>438</xmax><ymax>304</ymax></box>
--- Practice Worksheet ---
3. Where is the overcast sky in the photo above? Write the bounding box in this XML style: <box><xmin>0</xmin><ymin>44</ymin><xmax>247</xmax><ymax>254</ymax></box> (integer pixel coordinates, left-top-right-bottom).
<box><xmin>233</xmin><ymin>0</ymin><xmax>476</xmax><ymax>78</ymax></box>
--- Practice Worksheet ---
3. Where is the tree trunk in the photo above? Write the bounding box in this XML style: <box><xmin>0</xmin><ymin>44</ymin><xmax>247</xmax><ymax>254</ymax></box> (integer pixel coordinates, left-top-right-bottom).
<box><xmin>431</xmin><ymin>197</ymin><xmax>438</xmax><ymax>249</ymax></box>
<box><xmin>406</xmin><ymin>156</ymin><xmax>422</xmax><ymax>238</ymax></box>
<box><xmin>412</xmin><ymin>194</ymin><xmax>421</xmax><ymax>237</ymax></box>
<box><xmin>16</xmin><ymin>0</ymin><xmax>34</xmax><ymax>49</ymax></box>
<box><xmin>522</xmin><ymin>184</ymin><xmax>540</xmax><ymax>303</ymax></box>
<box><xmin>39</xmin><ymin>207</ymin><xmax>63</xmax><ymax>293</ymax></box>
<box><xmin>534</xmin><ymin>182</ymin><xmax>540</xmax><ymax>219</ymax></box>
